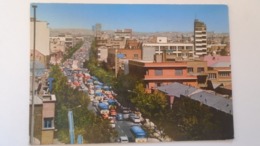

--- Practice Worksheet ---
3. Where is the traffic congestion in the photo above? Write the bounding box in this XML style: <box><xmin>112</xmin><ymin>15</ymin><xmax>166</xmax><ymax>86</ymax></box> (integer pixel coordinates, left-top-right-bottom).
<box><xmin>60</xmin><ymin>41</ymin><xmax>150</xmax><ymax>143</ymax></box>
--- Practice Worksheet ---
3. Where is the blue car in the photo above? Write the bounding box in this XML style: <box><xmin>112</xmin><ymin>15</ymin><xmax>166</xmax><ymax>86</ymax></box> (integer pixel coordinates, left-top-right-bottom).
<box><xmin>116</xmin><ymin>113</ymin><xmax>123</xmax><ymax>121</ymax></box>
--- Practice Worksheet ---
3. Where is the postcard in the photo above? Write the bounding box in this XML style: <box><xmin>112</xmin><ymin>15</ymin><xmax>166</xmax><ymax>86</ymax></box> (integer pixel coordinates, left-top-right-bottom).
<box><xmin>29</xmin><ymin>3</ymin><xmax>233</xmax><ymax>145</ymax></box>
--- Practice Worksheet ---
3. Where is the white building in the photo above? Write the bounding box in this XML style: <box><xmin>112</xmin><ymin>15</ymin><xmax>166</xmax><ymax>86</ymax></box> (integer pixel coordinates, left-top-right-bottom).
<box><xmin>30</xmin><ymin>18</ymin><xmax>50</xmax><ymax>57</ymax></box>
<box><xmin>142</xmin><ymin>42</ymin><xmax>195</xmax><ymax>61</ymax></box>
<box><xmin>97</xmin><ymin>46</ymin><xmax>108</xmax><ymax>62</ymax></box>
<box><xmin>194</xmin><ymin>19</ymin><xmax>207</xmax><ymax>56</ymax></box>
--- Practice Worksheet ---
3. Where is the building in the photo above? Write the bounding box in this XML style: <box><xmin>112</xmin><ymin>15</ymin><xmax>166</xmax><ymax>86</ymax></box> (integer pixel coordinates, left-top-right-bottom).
<box><xmin>93</xmin><ymin>23</ymin><xmax>102</xmax><ymax>37</ymax></box>
<box><xmin>201</xmin><ymin>54</ymin><xmax>232</xmax><ymax>87</ymax></box>
<box><xmin>50</xmin><ymin>37</ymin><xmax>66</xmax><ymax>53</ymax></box>
<box><xmin>128</xmin><ymin>60</ymin><xmax>197</xmax><ymax>92</ymax></box>
<box><xmin>114</xmin><ymin>29</ymin><xmax>132</xmax><ymax>40</ymax></box>
<box><xmin>107</xmin><ymin>47</ymin><xmax>142</xmax><ymax>75</ymax></box>
<box><xmin>186</xmin><ymin>60</ymin><xmax>208</xmax><ymax>87</ymax></box>
<box><xmin>30</xmin><ymin>18</ymin><xmax>50</xmax><ymax>67</ymax></box>
<box><xmin>194</xmin><ymin>19</ymin><xmax>207</xmax><ymax>56</ymax></box>
<box><xmin>97</xmin><ymin>46</ymin><xmax>108</xmax><ymax>62</ymax></box>
<box><xmin>142</xmin><ymin>42</ymin><xmax>195</xmax><ymax>61</ymax></box>
<box><xmin>30</xmin><ymin>94</ymin><xmax>56</xmax><ymax>144</ymax></box>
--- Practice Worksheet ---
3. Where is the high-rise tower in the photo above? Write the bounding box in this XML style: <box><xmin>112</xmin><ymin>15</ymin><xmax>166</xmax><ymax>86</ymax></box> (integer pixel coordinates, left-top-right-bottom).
<box><xmin>194</xmin><ymin>19</ymin><xmax>207</xmax><ymax>56</ymax></box>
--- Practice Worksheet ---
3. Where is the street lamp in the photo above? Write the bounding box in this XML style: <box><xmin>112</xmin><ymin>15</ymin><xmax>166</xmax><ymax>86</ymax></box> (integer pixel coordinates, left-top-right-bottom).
<box><xmin>30</xmin><ymin>4</ymin><xmax>37</xmax><ymax>144</ymax></box>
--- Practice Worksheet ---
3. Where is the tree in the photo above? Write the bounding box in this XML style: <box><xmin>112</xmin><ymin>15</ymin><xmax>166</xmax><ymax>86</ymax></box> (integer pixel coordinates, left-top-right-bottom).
<box><xmin>49</xmin><ymin>65</ymin><xmax>117</xmax><ymax>143</ymax></box>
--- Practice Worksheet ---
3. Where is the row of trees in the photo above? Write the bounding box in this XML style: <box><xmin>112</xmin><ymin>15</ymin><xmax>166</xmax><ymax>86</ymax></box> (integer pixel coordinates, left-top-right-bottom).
<box><xmin>50</xmin><ymin>64</ymin><xmax>117</xmax><ymax>143</ymax></box>
<box><xmin>62</xmin><ymin>41</ymin><xmax>84</xmax><ymax>63</ymax></box>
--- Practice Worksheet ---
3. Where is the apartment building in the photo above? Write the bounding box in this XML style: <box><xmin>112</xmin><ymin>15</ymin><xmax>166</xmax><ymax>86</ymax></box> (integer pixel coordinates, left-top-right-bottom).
<box><xmin>30</xmin><ymin>18</ymin><xmax>50</xmax><ymax>67</ymax></box>
<box><xmin>128</xmin><ymin>60</ymin><xmax>197</xmax><ymax>92</ymax></box>
<box><xmin>97</xmin><ymin>46</ymin><xmax>108</xmax><ymax>62</ymax></box>
<box><xmin>30</xmin><ymin>94</ymin><xmax>56</xmax><ymax>144</ymax></box>
<box><xmin>194</xmin><ymin>19</ymin><xmax>207</xmax><ymax>56</ymax></box>
<box><xmin>142</xmin><ymin>42</ymin><xmax>195</xmax><ymax>61</ymax></box>
<box><xmin>114</xmin><ymin>29</ymin><xmax>132</xmax><ymax>40</ymax></box>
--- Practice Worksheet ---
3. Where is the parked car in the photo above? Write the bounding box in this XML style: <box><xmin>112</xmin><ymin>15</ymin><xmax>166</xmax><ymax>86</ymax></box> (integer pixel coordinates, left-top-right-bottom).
<box><xmin>118</xmin><ymin>136</ymin><xmax>129</xmax><ymax>143</ymax></box>
<box><xmin>129</xmin><ymin>113</ymin><xmax>141</xmax><ymax>123</ymax></box>
<box><xmin>116</xmin><ymin>113</ymin><xmax>123</xmax><ymax>121</ymax></box>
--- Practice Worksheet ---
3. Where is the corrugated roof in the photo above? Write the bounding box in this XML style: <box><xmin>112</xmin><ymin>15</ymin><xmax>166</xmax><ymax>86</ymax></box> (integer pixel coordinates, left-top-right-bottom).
<box><xmin>157</xmin><ymin>82</ymin><xmax>233</xmax><ymax>115</ymax></box>
<box><xmin>190</xmin><ymin>91</ymin><xmax>233</xmax><ymax>115</ymax></box>
<box><xmin>157</xmin><ymin>82</ymin><xmax>197</xmax><ymax>98</ymax></box>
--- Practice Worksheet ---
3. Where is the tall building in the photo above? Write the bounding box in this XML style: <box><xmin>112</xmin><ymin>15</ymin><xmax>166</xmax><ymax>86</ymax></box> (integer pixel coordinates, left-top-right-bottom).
<box><xmin>194</xmin><ymin>19</ymin><xmax>207</xmax><ymax>56</ymax></box>
<box><xmin>93</xmin><ymin>23</ymin><xmax>102</xmax><ymax>37</ymax></box>
<box><xmin>30</xmin><ymin>18</ymin><xmax>50</xmax><ymax>67</ymax></box>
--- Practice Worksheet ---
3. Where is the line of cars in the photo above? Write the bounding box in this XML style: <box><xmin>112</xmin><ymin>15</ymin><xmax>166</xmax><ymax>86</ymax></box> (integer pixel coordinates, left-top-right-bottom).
<box><xmin>61</xmin><ymin>42</ymin><xmax>147</xmax><ymax>143</ymax></box>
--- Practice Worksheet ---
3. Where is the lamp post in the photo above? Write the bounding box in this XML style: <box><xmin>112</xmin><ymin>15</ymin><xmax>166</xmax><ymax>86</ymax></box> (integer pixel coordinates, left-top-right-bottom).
<box><xmin>30</xmin><ymin>4</ymin><xmax>37</xmax><ymax>144</ymax></box>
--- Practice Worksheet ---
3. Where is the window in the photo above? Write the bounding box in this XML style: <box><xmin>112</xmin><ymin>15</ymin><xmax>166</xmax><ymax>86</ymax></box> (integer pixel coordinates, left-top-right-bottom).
<box><xmin>44</xmin><ymin>118</ymin><xmax>54</xmax><ymax>129</ymax></box>
<box><xmin>197</xmin><ymin>67</ymin><xmax>205</xmax><ymax>73</ymax></box>
<box><xmin>156</xmin><ymin>82</ymin><xmax>161</xmax><ymax>87</ymax></box>
<box><xmin>187</xmin><ymin>67</ymin><xmax>193</xmax><ymax>73</ymax></box>
<box><xmin>175</xmin><ymin>69</ymin><xmax>183</xmax><ymax>76</ymax></box>
<box><xmin>208</xmin><ymin>73</ymin><xmax>217</xmax><ymax>79</ymax></box>
<box><xmin>219</xmin><ymin>72</ymin><xmax>230</xmax><ymax>77</ymax></box>
<box><xmin>155</xmin><ymin>69</ymin><xmax>163</xmax><ymax>76</ymax></box>
<box><xmin>133</xmin><ymin>54</ymin><xmax>138</xmax><ymax>59</ymax></box>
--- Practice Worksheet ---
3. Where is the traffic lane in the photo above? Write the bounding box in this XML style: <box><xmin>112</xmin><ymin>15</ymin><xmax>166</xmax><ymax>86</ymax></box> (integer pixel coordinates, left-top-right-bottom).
<box><xmin>115</xmin><ymin>120</ymin><xmax>137</xmax><ymax>142</ymax></box>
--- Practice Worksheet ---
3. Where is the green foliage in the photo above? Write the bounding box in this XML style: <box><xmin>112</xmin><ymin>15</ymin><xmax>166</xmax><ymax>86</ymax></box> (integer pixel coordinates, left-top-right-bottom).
<box><xmin>50</xmin><ymin>65</ymin><xmax>117</xmax><ymax>143</ymax></box>
<box><xmin>62</xmin><ymin>41</ymin><xmax>84</xmax><ymax>63</ymax></box>
<box><xmin>129</xmin><ymin>82</ymin><xmax>167</xmax><ymax>118</ymax></box>
<box><xmin>160</xmin><ymin>96</ymin><xmax>233</xmax><ymax>140</ymax></box>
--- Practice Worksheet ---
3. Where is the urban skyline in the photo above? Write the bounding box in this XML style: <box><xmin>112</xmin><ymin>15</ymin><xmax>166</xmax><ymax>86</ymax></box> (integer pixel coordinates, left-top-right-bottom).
<box><xmin>30</xmin><ymin>4</ymin><xmax>229</xmax><ymax>33</ymax></box>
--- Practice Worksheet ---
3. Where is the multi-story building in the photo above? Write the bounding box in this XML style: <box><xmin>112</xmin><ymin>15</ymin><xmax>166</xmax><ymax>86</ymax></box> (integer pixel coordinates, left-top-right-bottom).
<box><xmin>186</xmin><ymin>60</ymin><xmax>208</xmax><ymax>87</ymax></box>
<box><xmin>30</xmin><ymin>18</ymin><xmax>50</xmax><ymax>67</ymax></box>
<box><xmin>93</xmin><ymin>23</ymin><xmax>102</xmax><ymax>37</ymax></box>
<box><xmin>194</xmin><ymin>19</ymin><xmax>207</xmax><ymax>56</ymax></box>
<box><xmin>114</xmin><ymin>29</ymin><xmax>132</xmax><ymax>40</ymax></box>
<box><xmin>142</xmin><ymin>42</ymin><xmax>195</xmax><ymax>61</ymax></box>
<box><xmin>30</xmin><ymin>94</ymin><xmax>56</xmax><ymax>144</ymax></box>
<box><xmin>128</xmin><ymin>60</ymin><xmax>197</xmax><ymax>92</ymax></box>
<box><xmin>97</xmin><ymin>46</ymin><xmax>108</xmax><ymax>62</ymax></box>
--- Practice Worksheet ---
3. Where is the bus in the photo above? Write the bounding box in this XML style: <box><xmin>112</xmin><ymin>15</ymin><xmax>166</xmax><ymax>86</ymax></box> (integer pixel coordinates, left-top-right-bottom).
<box><xmin>130</xmin><ymin>125</ymin><xmax>147</xmax><ymax>143</ymax></box>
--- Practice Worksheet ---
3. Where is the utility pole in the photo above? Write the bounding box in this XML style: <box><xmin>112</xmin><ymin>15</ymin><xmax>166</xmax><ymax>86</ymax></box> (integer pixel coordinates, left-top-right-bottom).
<box><xmin>30</xmin><ymin>4</ymin><xmax>37</xmax><ymax>144</ymax></box>
<box><xmin>115</xmin><ymin>48</ymin><xmax>118</xmax><ymax>77</ymax></box>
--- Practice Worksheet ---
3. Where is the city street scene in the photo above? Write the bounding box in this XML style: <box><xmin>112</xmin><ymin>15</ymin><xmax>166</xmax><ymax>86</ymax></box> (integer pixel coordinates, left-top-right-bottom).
<box><xmin>29</xmin><ymin>3</ymin><xmax>233</xmax><ymax>145</ymax></box>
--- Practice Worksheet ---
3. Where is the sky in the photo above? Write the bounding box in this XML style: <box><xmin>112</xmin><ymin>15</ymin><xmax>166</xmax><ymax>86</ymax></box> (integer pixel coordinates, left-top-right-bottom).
<box><xmin>30</xmin><ymin>4</ymin><xmax>229</xmax><ymax>33</ymax></box>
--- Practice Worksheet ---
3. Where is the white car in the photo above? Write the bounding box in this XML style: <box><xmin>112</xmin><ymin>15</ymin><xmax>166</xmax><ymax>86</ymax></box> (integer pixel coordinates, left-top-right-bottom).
<box><xmin>118</xmin><ymin>136</ymin><xmax>129</xmax><ymax>143</ymax></box>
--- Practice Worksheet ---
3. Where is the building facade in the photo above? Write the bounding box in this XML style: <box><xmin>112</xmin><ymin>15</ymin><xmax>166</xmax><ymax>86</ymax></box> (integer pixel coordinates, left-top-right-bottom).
<box><xmin>97</xmin><ymin>46</ymin><xmax>108</xmax><ymax>62</ymax></box>
<box><xmin>30</xmin><ymin>18</ymin><xmax>50</xmax><ymax>67</ymax></box>
<box><xmin>128</xmin><ymin>60</ymin><xmax>197</xmax><ymax>92</ymax></box>
<box><xmin>142</xmin><ymin>43</ymin><xmax>195</xmax><ymax>61</ymax></box>
<box><xmin>30</xmin><ymin>94</ymin><xmax>56</xmax><ymax>144</ymax></box>
<box><xmin>194</xmin><ymin>19</ymin><xmax>207</xmax><ymax>56</ymax></box>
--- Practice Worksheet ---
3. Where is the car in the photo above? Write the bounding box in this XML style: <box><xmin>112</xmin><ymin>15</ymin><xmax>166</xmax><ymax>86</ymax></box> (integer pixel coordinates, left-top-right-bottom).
<box><xmin>118</xmin><ymin>136</ymin><xmax>129</xmax><ymax>143</ymax></box>
<box><xmin>129</xmin><ymin>113</ymin><xmax>141</xmax><ymax>123</ymax></box>
<box><xmin>102</xmin><ymin>113</ymin><xmax>109</xmax><ymax>119</ymax></box>
<box><xmin>110</xmin><ymin>109</ymin><xmax>117</xmax><ymax>117</ymax></box>
<box><xmin>116</xmin><ymin>113</ymin><xmax>123</xmax><ymax>121</ymax></box>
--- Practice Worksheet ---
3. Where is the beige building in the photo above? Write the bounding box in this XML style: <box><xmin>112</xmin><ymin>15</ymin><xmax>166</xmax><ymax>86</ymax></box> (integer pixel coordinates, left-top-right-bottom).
<box><xmin>30</xmin><ymin>94</ymin><xmax>56</xmax><ymax>144</ymax></box>
<box><xmin>30</xmin><ymin>18</ymin><xmax>50</xmax><ymax>57</ymax></box>
<box><xmin>97</xmin><ymin>46</ymin><xmax>108</xmax><ymax>62</ymax></box>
